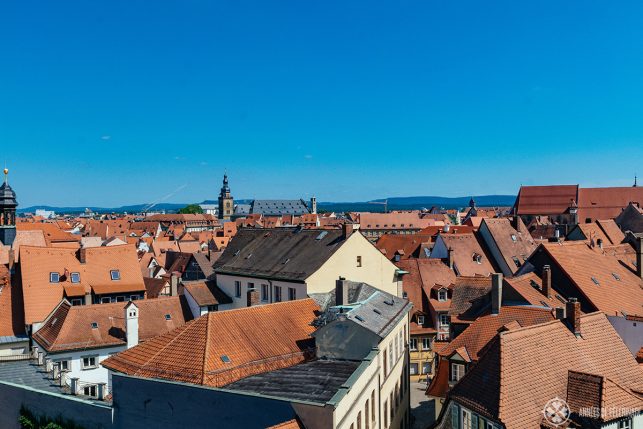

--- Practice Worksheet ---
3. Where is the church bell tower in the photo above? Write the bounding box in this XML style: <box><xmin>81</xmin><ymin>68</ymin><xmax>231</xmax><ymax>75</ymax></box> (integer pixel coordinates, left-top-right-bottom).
<box><xmin>218</xmin><ymin>173</ymin><xmax>234</xmax><ymax>221</ymax></box>
<box><xmin>0</xmin><ymin>168</ymin><xmax>18</xmax><ymax>247</ymax></box>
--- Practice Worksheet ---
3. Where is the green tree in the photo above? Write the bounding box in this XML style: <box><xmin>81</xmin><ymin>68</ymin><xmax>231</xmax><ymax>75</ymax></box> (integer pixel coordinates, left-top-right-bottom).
<box><xmin>178</xmin><ymin>204</ymin><xmax>204</xmax><ymax>214</ymax></box>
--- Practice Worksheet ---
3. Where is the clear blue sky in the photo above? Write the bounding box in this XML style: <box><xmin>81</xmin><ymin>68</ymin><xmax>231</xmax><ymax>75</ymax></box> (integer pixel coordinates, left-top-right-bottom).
<box><xmin>2</xmin><ymin>1</ymin><xmax>642</xmax><ymax>207</ymax></box>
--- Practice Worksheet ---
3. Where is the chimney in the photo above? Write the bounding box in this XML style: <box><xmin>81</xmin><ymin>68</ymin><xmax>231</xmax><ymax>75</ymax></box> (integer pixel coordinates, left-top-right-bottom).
<box><xmin>542</xmin><ymin>265</ymin><xmax>552</xmax><ymax>299</ymax></box>
<box><xmin>555</xmin><ymin>307</ymin><xmax>566</xmax><ymax>320</ymax></box>
<box><xmin>246</xmin><ymin>288</ymin><xmax>260</xmax><ymax>307</ymax></box>
<box><xmin>443</xmin><ymin>224</ymin><xmax>450</xmax><ymax>233</ymax></box>
<box><xmin>342</xmin><ymin>223</ymin><xmax>353</xmax><ymax>240</ymax></box>
<box><xmin>310</xmin><ymin>196</ymin><xmax>317</xmax><ymax>215</ymax></box>
<box><xmin>170</xmin><ymin>274</ymin><xmax>179</xmax><ymax>296</ymax></box>
<box><xmin>336</xmin><ymin>277</ymin><xmax>349</xmax><ymax>306</ymax></box>
<box><xmin>79</xmin><ymin>248</ymin><xmax>88</xmax><ymax>264</ymax></box>
<box><xmin>84</xmin><ymin>291</ymin><xmax>92</xmax><ymax>306</ymax></box>
<box><xmin>125</xmin><ymin>302</ymin><xmax>139</xmax><ymax>349</ymax></box>
<box><xmin>491</xmin><ymin>273</ymin><xmax>503</xmax><ymax>315</ymax></box>
<box><xmin>637</xmin><ymin>237</ymin><xmax>643</xmax><ymax>279</ymax></box>
<box><xmin>447</xmin><ymin>247</ymin><xmax>454</xmax><ymax>269</ymax></box>
<box><xmin>566</xmin><ymin>297</ymin><xmax>581</xmax><ymax>337</ymax></box>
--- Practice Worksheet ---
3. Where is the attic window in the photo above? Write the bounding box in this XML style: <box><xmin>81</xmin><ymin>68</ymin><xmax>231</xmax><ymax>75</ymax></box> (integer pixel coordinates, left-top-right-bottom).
<box><xmin>91</xmin><ymin>322</ymin><xmax>98</xmax><ymax>329</ymax></box>
<box><xmin>612</xmin><ymin>273</ymin><xmax>621</xmax><ymax>281</ymax></box>
<box><xmin>402</xmin><ymin>292</ymin><xmax>408</xmax><ymax>299</ymax></box>
<box><xmin>512</xmin><ymin>256</ymin><xmax>522</xmax><ymax>268</ymax></box>
<box><xmin>438</xmin><ymin>289</ymin><xmax>448</xmax><ymax>301</ymax></box>
<box><xmin>110</xmin><ymin>270</ymin><xmax>121</xmax><ymax>281</ymax></box>
<box><xmin>510</xmin><ymin>234</ymin><xmax>517</xmax><ymax>242</ymax></box>
<box><xmin>50</xmin><ymin>273</ymin><xmax>60</xmax><ymax>283</ymax></box>
<box><xmin>473</xmin><ymin>254</ymin><xmax>483</xmax><ymax>264</ymax></box>
<box><xmin>220</xmin><ymin>355</ymin><xmax>231</xmax><ymax>363</ymax></box>
<box><xmin>591</xmin><ymin>276</ymin><xmax>600</xmax><ymax>286</ymax></box>
<box><xmin>70</xmin><ymin>272</ymin><xmax>81</xmax><ymax>283</ymax></box>
<box><xmin>316</xmin><ymin>231</ymin><xmax>328</xmax><ymax>240</ymax></box>
<box><xmin>164</xmin><ymin>314</ymin><xmax>171</xmax><ymax>320</ymax></box>
<box><xmin>540</xmin><ymin>301</ymin><xmax>550</xmax><ymax>308</ymax></box>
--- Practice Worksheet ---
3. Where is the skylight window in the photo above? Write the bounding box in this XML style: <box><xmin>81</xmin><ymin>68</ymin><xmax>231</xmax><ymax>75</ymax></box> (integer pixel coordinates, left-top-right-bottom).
<box><xmin>91</xmin><ymin>322</ymin><xmax>98</xmax><ymax>329</ymax></box>
<box><xmin>316</xmin><ymin>231</ymin><xmax>328</xmax><ymax>240</ymax></box>
<box><xmin>373</xmin><ymin>308</ymin><xmax>382</xmax><ymax>315</ymax></box>
<box><xmin>71</xmin><ymin>272</ymin><xmax>81</xmax><ymax>283</ymax></box>
<box><xmin>164</xmin><ymin>314</ymin><xmax>171</xmax><ymax>320</ymax></box>
<box><xmin>612</xmin><ymin>273</ymin><xmax>621</xmax><ymax>281</ymax></box>
<box><xmin>591</xmin><ymin>276</ymin><xmax>600</xmax><ymax>286</ymax></box>
<box><xmin>221</xmin><ymin>355</ymin><xmax>231</xmax><ymax>363</ymax></box>
<box><xmin>530</xmin><ymin>280</ymin><xmax>540</xmax><ymax>290</ymax></box>
<box><xmin>50</xmin><ymin>272</ymin><xmax>60</xmax><ymax>283</ymax></box>
<box><xmin>110</xmin><ymin>270</ymin><xmax>121</xmax><ymax>281</ymax></box>
<box><xmin>355</xmin><ymin>315</ymin><xmax>365</xmax><ymax>322</ymax></box>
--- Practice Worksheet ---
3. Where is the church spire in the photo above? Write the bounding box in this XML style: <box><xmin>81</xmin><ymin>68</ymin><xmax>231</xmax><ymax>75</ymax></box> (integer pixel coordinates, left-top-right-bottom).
<box><xmin>634</xmin><ymin>175</ymin><xmax>638</xmax><ymax>187</ymax></box>
<box><xmin>0</xmin><ymin>166</ymin><xmax>18</xmax><ymax>246</ymax></box>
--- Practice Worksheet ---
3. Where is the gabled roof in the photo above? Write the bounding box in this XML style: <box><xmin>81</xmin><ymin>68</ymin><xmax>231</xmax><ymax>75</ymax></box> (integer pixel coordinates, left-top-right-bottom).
<box><xmin>536</xmin><ymin>242</ymin><xmax>643</xmax><ymax>317</ymax></box>
<box><xmin>101</xmin><ymin>299</ymin><xmax>320</xmax><ymax>387</ymax></box>
<box><xmin>375</xmin><ymin>233</ymin><xmax>434</xmax><ymax>260</ymax></box>
<box><xmin>396</xmin><ymin>259</ymin><xmax>456</xmax><ymax>314</ymax></box>
<box><xmin>515</xmin><ymin>185</ymin><xmax>579</xmax><ymax>215</ymax></box>
<box><xmin>213</xmin><ymin>228</ymin><xmax>348</xmax><ymax>281</ymax></box>
<box><xmin>20</xmin><ymin>244</ymin><xmax>145</xmax><ymax>324</ymax></box>
<box><xmin>615</xmin><ymin>202</ymin><xmax>643</xmax><ymax>234</ymax></box>
<box><xmin>182</xmin><ymin>280</ymin><xmax>232</xmax><ymax>307</ymax></box>
<box><xmin>502</xmin><ymin>272</ymin><xmax>566</xmax><ymax>309</ymax></box>
<box><xmin>433</xmin><ymin>233</ymin><xmax>494</xmax><ymax>276</ymax></box>
<box><xmin>33</xmin><ymin>296</ymin><xmax>192</xmax><ymax>352</ymax></box>
<box><xmin>447</xmin><ymin>313</ymin><xmax>643</xmax><ymax>428</ymax></box>
<box><xmin>480</xmin><ymin>218</ymin><xmax>537</xmax><ymax>274</ymax></box>
<box><xmin>569</xmin><ymin>220</ymin><xmax>625</xmax><ymax>246</ymax></box>
<box><xmin>0</xmin><ymin>266</ymin><xmax>25</xmax><ymax>337</ymax></box>
<box><xmin>578</xmin><ymin>187</ymin><xmax>643</xmax><ymax>222</ymax></box>
<box><xmin>448</xmin><ymin>276</ymin><xmax>493</xmax><ymax>322</ymax></box>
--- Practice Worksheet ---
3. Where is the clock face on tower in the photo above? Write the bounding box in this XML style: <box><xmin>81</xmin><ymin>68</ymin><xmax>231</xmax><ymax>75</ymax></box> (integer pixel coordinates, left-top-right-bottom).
<box><xmin>226</xmin><ymin>202</ymin><xmax>231</xmax><ymax>208</ymax></box>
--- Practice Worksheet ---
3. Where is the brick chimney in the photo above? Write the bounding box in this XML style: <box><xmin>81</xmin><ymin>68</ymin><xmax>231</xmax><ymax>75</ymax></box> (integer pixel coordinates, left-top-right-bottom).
<box><xmin>125</xmin><ymin>301</ymin><xmax>139</xmax><ymax>349</ymax></box>
<box><xmin>447</xmin><ymin>247</ymin><xmax>454</xmax><ymax>270</ymax></box>
<box><xmin>637</xmin><ymin>237</ymin><xmax>643</xmax><ymax>279</ymax></box>
<box><xmin>491</xmin><ymin>273</ymin><xmax>503</xmax><ymax>315</ymax></box>
<box><xmin>170</xmin><ymin>274</ymin><xmax>179</xmax><ymax>296</ymax></box>
<box><xmin>336</xmin><ymin>277</ymin><xmax>349</xmax><ymax>306</ymax></box>
<box><xmin>79</xmin><ymin>248</ymin><xmax>88</xmax><ymax>264</ymax></box>
<box><xmin>84</xmin><ymin>291</ymin><xmax>92</xmax><ymax>305</ymax></box>
<box><xmin>342</xmin><ymin>223</ymin><xmax>353</xmax><ymax>240</ymax></box>
<box><xmin>566</xmin><ymin>297</ymin><xmax>581</xmax><ymax>337</ymax></box>
<box><xmin>246</xmin><ymin>288</ymin><xmax>260</xmax><ymax>307</ymax></box>
<box><xmin>542</xmin><ymin>265</ymin><xmax>552</xmax><ymax>299</ymax></box>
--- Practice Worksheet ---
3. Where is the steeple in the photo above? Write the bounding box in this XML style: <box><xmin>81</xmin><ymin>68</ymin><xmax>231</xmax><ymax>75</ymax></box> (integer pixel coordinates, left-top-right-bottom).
<box><xmin>218</xmin><ymin>172</ymin><xmax>233</xmax><ymax>221</ymax></box>
<box><xmin>0</xmin><ymin>167</ymin><xmax>18</xmax><ymax>247</ymax></box>
<box><xmin>634</xmin><ymin>175</ymin><xmax>638</xmax><ymax>187</ymax></box>
<box><xmin>469</xmin><ymin>196</ymin><xmax>476</xmax><ymax>208</ymax></box>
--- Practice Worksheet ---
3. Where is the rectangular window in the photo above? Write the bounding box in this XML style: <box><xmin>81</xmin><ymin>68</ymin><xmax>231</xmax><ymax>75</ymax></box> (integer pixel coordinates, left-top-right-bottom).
<box><xmin>462</xmin><ymin>409</ymin><xmax>472</xmax><ymax>429</ymax></box>
<box><xmin>50</xmin><ymin>272</ymin><xmax>60</xmax><ymax>283</ymax></box>
<box><xmin>451</xmin><ymin>404</ymin><xmax>460</xmax><ymax>429</ymax></box>
<box><xmin>288</xmin><ymin>287</ymin><xmax>296</xmax><ymax>301</ymax></box>
<box><xmin>130</xmin><ymin>295</ymin><xmax>139</xmax><ymax>301</ymax></box>
<box><xmin>422</xmin><ymin>362</ymin><xmax>431</xmax><ymax>374</ymax></box>
<box><xmin>440</xmin><ymin>314</ymin><xmax>450</xmax><ymax>327</ymax></box>
<box><xmin>110</xmin><ymin>270</ymin><xmax>121</xmax><ymax>281</ymax></box>
<box><xmin>410</xmin><ymin>363</ymin><xmax>418</xmax><ymax>375</ymax></box>
<box><xmin>261</xmin><ymin>284</ymin><xmax>269</xmax><ymax>301</ymax></box>
<box><xmin>450</xmin><ymin>362</ymin><xmax>465</xmax><ymax>382</ymax></box>
<box><xmin>398</xmin><ymin>330</ymin><xmax>403</xmax><ymax>355</ymax></box>
<box><xmin>389</xmin><ymin>345</ymin><xmax>394</xmax><ymax>368</ymax></box>
<box><xmin>390</xmin><ymin>392</ymin><xmax>394</xmax><ymax>419</ymax></box>
<box><xmin>409</xmin><ymin>338</ymin><xmax>417</xmax><ymax>351</ymax></box>
<box><xmin>438</xmin><ymin>289</ymin><xmax>447</xmax><ymax>301</ymax></box>
<box><xmin>55</xmin><ymin>359</ymin><xmax>71</xmax><ymax>371</ymax></box>
<box><xmin>417</xmin><ymin>315</ymin><xmax>425</xmax><ymax>325</ymax></box>
<box><xmin>235</xmin><ymin>281</ymin><xmax>241</xmax><ymax>298</ymax></box>
<box><xmin>207</xmin><ymin>305</ymin><xmax>217</xmax><ymax>312</ymax></box>
<box><xmin>357</xmin><ymin>255</ymin><xmax>362</xmax><ymax>267</ymax></box>
<box><xmin>357</xmin><ymin>411</ymin><xmax>362</xmax><ymax>429</ymax></box>
<box><xmin>247</xmin><ymin>282</ymin><xmax>254</xmax><ymax>291</ymax></box>
<box><xmin>71</xmin><ymin>299</ymin><xmax>83</xmax><ymax>306</ymax></box>
<box><xmin>116</xmin><ymin>295</ymin><xmax>125</xmax><ymax>302</ymax></box>
<box><xmin>100</xmin><ymin>297</ymin><xmax>111</xmax><ymax>304</ymax></box>
<box><xmin>83</xmin><ymin>384</ymin><xmax>98</xmax><ymax>398</ymax></box>
<box><xmin>274</xmin><ymin>286</ymin><xmax>282</xmax><ymax>302</ymax></box>
<box><xmin>70</xmin><ymin>272</ymin><xmax>81</xmax><ymax>283</ymax></box>
<box><xmin>422</xmin><ymin>338</ymin><xmax>431</xmax><ymax>350</ymax></box>
<box><xmin>81</xmin><ymin>355</ymin><xmax>98</xmax><ymax>370</ymax></box>
<box><xmin>618</xmin><ymin>420</ymin><xmax>632</xmax><ymax>429</ymax></box>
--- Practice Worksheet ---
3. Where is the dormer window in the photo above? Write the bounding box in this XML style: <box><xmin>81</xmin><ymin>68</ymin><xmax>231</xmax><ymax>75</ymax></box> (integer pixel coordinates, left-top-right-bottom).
<box><xmin>438</xmin><ymin>289</ymin><xmax>448</xmax><ymax>302</ymax></box>
<box><xmin>473</xmin><ymin>253</ymin><xmax>482</xmax><ymax>264</ymax></box>
<box><xmin>417</xmin><ymin>315</ymin><xmax>425</xmax><ymax>326</ymax></box>
<box><xmin>512</xmin><ymin>256</ymin><xmax>522</xmax><ymax>268</ymax></box>
<box><xmin>70</xmin><ymin>272</ymin><xmax>81</xmax><ymax>283</ymax></box>
<box><xmin>164</xmin><ymin>314</ymin><xmax>171</xmax><ymax>320</ymax></box>
<box><xmin>110</xmin><ymin>270</ymin><xmax>121</xmax><ymax>281</ymax></box>
<box><xmin>510</xmin><ymin>234</ymin><xmax>517</xmax><ymax>242</ymax></box>
<box><xmin>450</xmin><ymin>362</ymin><xmax>465</xmax><ymax>382</ymax></box>
<box><xmin>50</xmin><ymin>272</ymin><xmax>60</xmax><ymax>283</ymax></box>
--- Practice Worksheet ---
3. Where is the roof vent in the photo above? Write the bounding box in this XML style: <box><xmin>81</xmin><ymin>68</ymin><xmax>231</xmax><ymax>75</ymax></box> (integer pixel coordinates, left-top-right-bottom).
<box><xmin>373</xmin><ymin>308</ymin><xmax>382</xmax><ymax>315</ymax></box>
<box><xmin>283</xmin><ymin>258</ymin><xmax>290</xmax><ymax>265</ymax></box>
<box><xmin>165</xmin><ymin>314</ymin><xmax>171</xmax><ymax>320</ymax></box>
<box><xmin>612</xmin><ymin>273</ymin><xmax>621</xmax><ymax>281</ymax></box>
<box><xmin>591</xmin><ymin>276</ymin><xmax>600</xmax><ymax>286</ymax></box>
<box><xmin>316</xmin><ymin>231</ymin><xmax>328</xmax><ymax>240</ymax></box>
<box><xmin>383</xmin><ymin>299</ymin><xmax>395</xmax><ymax>306</ymax></box>
<box><xmin>220</xmin><ymin>355</ymin><xmax>231</xmax><ymax>363</ymax></box>
<box><xmin>355</xmin><ymin>315</ymin><xmax>365</xmax><ymax>322</ymax></box>
<box><xmin>233</xmin><ymin>250</ymin><xmax>240</xmax><ymax>256</ymax></box>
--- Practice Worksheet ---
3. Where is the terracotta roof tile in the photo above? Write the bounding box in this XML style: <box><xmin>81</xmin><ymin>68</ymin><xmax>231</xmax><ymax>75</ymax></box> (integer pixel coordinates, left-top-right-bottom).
<box><xmin>102</xmin><ymin>299</ymin><xmax>320</xmax><ymax>387</ymax></box>
<box><xmin>0</xmin><ymin>266</ymin><xmax>25</xmax><ymax>337</ymax></box>
<box><xmin>183</xmin><ymin>280</ymin><xmax>232</xmax><ymax>306</ymax></box>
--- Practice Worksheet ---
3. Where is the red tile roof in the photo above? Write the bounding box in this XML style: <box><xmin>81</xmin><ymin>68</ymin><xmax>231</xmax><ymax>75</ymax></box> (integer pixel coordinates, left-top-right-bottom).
<box><xmin>435</xmin><ymin>233</ymin><xmax>495</xmax><ymax>276</ymax></box>
<box><xmin>33</xmin><ymin>296</ymin><xmax>192</xmax><ymax>352</ymax></box>
<box><xmin>102</xmin><ymin>299</ymin><xmax>320</xmax><ymax>387</ymax></box>
<box><xmin>376</xmin><ymin>234</ymin><xmax>434</xmax><ymax>260</ymax></box>
<box><xmin>515</xmin><ymin>185</ymin><xmax>579</xmax><ymax>216</ymax></box>
<box><xmin>578</xmin><ymin>187</ymin><xmax>643</xmax><ymax>222</ymax></box>
<box><xmin>503</xmin><ymin>272</ymin><xmax>567</xmax><ymax>309</ymax></box>
<box><xmin>182</xmin><ymin>280</ymin><xmax>232</xmax><ymax>306</ymax></box>
<box><xmin>0</xmin><ymin>266</ymin><xmax>25</xmax><ymax>337</ymax></box>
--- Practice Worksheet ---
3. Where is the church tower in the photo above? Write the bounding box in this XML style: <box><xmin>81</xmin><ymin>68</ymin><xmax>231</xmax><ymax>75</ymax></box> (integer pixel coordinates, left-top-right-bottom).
<box><xmin>0</xmin><ymin>168</ymin><xmax>18</xmax><ymax>247</ymax></box>
<box><xmin>218</xmin><ymin>173</ymin><xmax>234</xmax><ymax>221</ymax></box>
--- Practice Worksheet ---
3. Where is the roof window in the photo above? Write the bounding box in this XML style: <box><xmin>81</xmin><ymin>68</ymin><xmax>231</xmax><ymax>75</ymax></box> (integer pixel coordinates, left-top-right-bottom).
<box><xmin>91</xmin><ymin>322</ymin><xmax>98</xmax><ymax>329</ymax></box>
<box><xmin>612</xmin><ymin>273</ymin><xmax>621</xmax><ymax>281</ymax></box>
<box><xmin>50</xmin><ymin>272</ymin><xmax>60</xmax><ymax>283</ymax></box>
<box><xmin>316</xmin><ymin>231</ymin><xmax>328</xmax><ymax>240</ymax></box>
<box><xmin>591</xmin><ymin>276</ymin><xmax>600</xmax><ymax>286</ymax></box>
<box><xmin>164</xmin><ymin>314</ymin><xmax>171</xmax><ymax>320</ymax></box>
<box><xmin>71</xmin><ymin>272</ymin><xmax>81</xmax><ymax>283</ymax></box>
<box><xmin>220</xmin><ymin>355</ymin><xmax>231</xmax><ymax>363</ymax></box>
<box><xmin>355</xmin><ymin>315</ymin><xmax>365</xmax><ymax>322</ymax></box>
<box><xmin>110</xmin><ymin>270</ymin><xmax>121</xmax><ymax>281</ymax></box>
<box><xmin>373</xmin><ymin>308</ymin><xmax>382</xmax><ymax>315</ymax></box>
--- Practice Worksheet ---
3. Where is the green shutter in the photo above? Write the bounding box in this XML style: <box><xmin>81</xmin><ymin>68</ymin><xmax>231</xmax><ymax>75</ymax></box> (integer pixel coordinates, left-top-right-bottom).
<box><xmin>451</xmin><ymin>403</ymin><xmax>460</xmax><ymax>429</ymax></box>
<box><xmin>471</xmin><ymin>415</ymin><xmax>479</xmax><ymax>429</ymax></box>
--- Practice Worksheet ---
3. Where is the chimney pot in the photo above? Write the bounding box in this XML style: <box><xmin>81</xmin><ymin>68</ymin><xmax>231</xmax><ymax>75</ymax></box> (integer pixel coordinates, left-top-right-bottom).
<box><xmin>542</xmin><ymin>265</ymin><xmax>552</xmax><ymax>299</ymax></box>
<box><xmin>491</xmin><ymin>273</ymin><xmax>503</xmax><ymax>315</ymax></box>
<box><xmin>125</xmin><ymin>302</ymin><xmax>139</xmax><ymax>349</ymax></box>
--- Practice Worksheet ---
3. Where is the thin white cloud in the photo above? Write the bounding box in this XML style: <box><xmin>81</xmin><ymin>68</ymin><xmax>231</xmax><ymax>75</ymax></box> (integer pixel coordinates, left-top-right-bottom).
<box><xmin>101</xmin><ymin>135</ymin><xmax>111</xmax><ymax>140</ymax></box>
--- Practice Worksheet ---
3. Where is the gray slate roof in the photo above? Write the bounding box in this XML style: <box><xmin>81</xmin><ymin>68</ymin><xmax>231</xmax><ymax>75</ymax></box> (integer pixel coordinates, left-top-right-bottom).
<box><xmin>213</xmin><ymin>228</ymin><xmax>347</xmax><ymax>281</ymax></box>
<box><xmin>309</xmin><ymin>281</ymin><xmax>379</xmax><ymax>312</ymax></box>
<box><xmin>224</xmin><ymin>359</ymin><xmax>360</xmax><ymax>403</ymax></box>
<box><xmin>251</xmin><ymin>199</ymin><xmax>311</xmax><ymax>216</ymax></box>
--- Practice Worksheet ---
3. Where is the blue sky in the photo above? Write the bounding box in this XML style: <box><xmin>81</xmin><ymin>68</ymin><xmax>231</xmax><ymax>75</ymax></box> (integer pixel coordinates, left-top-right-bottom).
<box><xmin>1</xmin><ymin>1</ymin><xmax>642</xmax><ymax>207</ymax></box>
